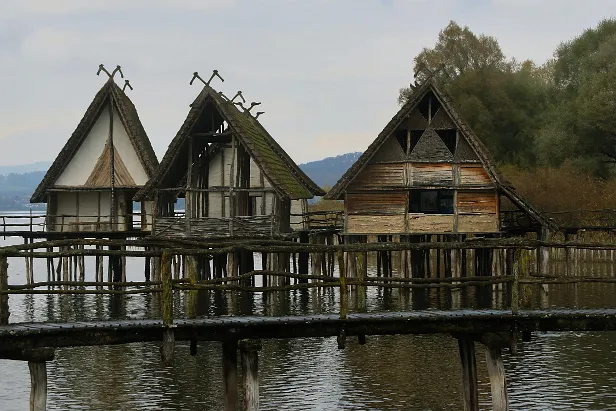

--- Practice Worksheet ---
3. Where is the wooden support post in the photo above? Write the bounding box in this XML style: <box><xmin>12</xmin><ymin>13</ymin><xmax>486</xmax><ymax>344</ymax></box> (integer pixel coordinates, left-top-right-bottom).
<box><xmin>298</xmin><ymin>231</ymin><xmax>309</xmax><ymax>281</ymax></box>
<box><xmin>338</xmin><ymin>249</ymin><xmax>347</xmax><ymax>320</ymax></box>
<box><xmin>240</xmin><ymin>340</ymin><xmax>262</xmax><ymax>411</ymax></box>
<box><xmin>145</xmin><ymin>253</ymin><xmax>151</xmax><ymax>282</ymax></box>
<box><xmin>29</xmin><ymin>361</ymin><xmax>47</xmax><ymax>411</ymax></box>
<box><xmin>458</xmin><ymin>337</ymin><xmax>479</xmax><ymax>411</ymax></box>
<box><xmin>186</xmin><ymin>255</ymin><xmax>198</xmax><ymax>319</ymax></box>
<box><xmin>485</xmin><ymin>345</ymin><xmax>510</xmax><ymax>411</ymax></box>
<box><xmin>0</xmin><ymin>255</ymin><xmax>8</xmax><ymax>325</ymax></box>
<box><xmin>160</xmin><ymin>250</ymin><xmax>174</xmax><ymax>366</ymax></box>
<box><xmin>223</xmin><ymin>339</ymin><xmax>239</xmax><ymax>411</ymax></box>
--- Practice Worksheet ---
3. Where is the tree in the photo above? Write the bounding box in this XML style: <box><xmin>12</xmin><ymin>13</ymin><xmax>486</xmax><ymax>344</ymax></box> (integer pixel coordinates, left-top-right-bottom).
<box><xmin>538</xmin><ymin>18</ymin><xmax>616</xmax><ymax>174</ymax></box>
<box><xmin>398</xmin><ymin>21</ymin><xmax>550</xmax><ymax>166</ymax></box>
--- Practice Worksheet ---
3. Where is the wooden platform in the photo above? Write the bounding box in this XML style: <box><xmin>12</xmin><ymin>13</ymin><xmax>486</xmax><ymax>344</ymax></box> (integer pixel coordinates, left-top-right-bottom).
<box><xmin>1</xmin><ymin>309</ymin><xmax>615</xmax><ymax>352</ymax></box>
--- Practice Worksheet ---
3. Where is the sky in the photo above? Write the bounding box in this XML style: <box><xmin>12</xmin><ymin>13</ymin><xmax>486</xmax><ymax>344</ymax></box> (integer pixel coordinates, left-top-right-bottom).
<box><xmin>0</xmin><ymin>0</ymin><xmax>615</xmax><ymax>166</ymax></box>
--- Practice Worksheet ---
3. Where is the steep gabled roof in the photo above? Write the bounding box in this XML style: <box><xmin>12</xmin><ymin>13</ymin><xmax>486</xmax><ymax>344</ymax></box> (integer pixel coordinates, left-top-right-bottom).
<box><xmin>31</xmin><ymin>79</ymin><xmax>158</xmax><ymax>203</ymax></box>
<box><xmin>325</xmin><ymin>77</ymin><xmax>554</xmax><ymax>229</ymax></box>
<box><xmin>135</xmin><ymin>84</ymin><xmax>324</xmax><ymax>201</ymax></box>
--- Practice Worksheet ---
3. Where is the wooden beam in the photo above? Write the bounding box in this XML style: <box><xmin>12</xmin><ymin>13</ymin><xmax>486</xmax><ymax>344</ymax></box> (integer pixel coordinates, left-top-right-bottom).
<box><xmin>222</xmin><ymin>339</ymin><xmax>238</xmax><ymax>411</ymax></box>
<box><xmin>0</xmin><ymin>348</ymin><xmax>54</xmax><ymax>362</ymax></box>
<box><xmin>458</xmin><ymin>336</ymin><xmax>479</xmax><ymax>411</ymax></box>
<box><xmin>485</xmin><ymin>345</ymin><xmax>510</xmax><ymax>411</ymax></box>
<box><xmin>0</xmin><ymin>255</ymin><xmax>8</xmax><ymax>325</ymax></box>
<box><xmin>240</xmin><ymin>340</ymin><xmax>262</xmax><ymax>411</ymax></box>
<box><xmin>29</xmin><ymin>361</ymin><xmax>47</xmax><ymax>411</ymax></box>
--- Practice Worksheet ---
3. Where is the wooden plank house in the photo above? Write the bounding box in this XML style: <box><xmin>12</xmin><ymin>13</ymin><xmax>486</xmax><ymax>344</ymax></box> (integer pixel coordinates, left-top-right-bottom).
<box><xmin>134</xmin><ymin>79</ymin><xmax>324</xmax><ymax>239</ymax></box>
<box><xmin>325</xmin><ymin>76</ymin><xmax>552</xmax><ymax>237</ymax></box>
<box><xmin>31</xmin><ymin>74</ymin><xmax>159</xmax><ymax>234</ymax></box>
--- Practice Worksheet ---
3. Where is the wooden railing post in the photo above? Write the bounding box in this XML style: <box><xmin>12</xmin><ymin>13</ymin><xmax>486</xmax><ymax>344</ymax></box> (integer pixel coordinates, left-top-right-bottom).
<box><xmin>223</xmin><ymin>339</ymin><xmax>239</xmax><ymax>411</ymax></box>
<box><xmin>511</xmin><ymin>249</ymin><xmax>519</xmax><ymax>315</ymax></box>
<box><xmin>29</xmin><ymin>361</ymin><xmax>47</xmax><ymax>411</ymax></box>
<box><xmin>0</xmin><ymin>254</ymin><xmax>8</xmax><ymax>325</ymax></box>
<box><xmin>160</xmin><ymin>249</ymin><xmax>174</xmax><ymax>366</ymax></box>
<box><xmin>338</xmin><ymin>248</ymin><xmax>347</xmax><ymax>320</ymax></box>
<box><xmin>458</xmin><ymin>336</ymin><xmax>479</xmax><ymax>411</ymax></box>
<box><xmin>485</xmin><ymin>345</ymin><xmax>510</xmax><ymax>411</ymax></box>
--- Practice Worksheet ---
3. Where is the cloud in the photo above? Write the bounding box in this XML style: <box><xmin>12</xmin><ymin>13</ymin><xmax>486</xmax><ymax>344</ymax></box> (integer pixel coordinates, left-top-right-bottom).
<box><xmin>1</xmin><ymin>0</ymin><xmax>236</xmax><ymax>18</ymax></box>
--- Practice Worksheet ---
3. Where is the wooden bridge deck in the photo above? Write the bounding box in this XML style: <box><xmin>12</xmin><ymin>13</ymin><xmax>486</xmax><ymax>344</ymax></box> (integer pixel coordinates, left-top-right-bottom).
<box><xmin>2</xmin><ymin>309</ymin><xmax>616</xmax><ymax>351</ymax></box>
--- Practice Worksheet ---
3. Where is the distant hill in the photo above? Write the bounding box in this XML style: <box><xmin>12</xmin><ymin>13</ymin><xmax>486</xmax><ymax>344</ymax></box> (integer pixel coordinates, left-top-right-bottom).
<box><xmin>0</xmin><ymin>161</ymin><xmax>51</xmax><ymax>176</ymax></box>
<box><xmin>0</xmin><ymin>170</ymin><xmax>46</xmax><ymax>211</ymax></box>
<box><xmin>299</xmin><ymin>152</ymin><xmax>361</xmax><ymax>190</ymax></box>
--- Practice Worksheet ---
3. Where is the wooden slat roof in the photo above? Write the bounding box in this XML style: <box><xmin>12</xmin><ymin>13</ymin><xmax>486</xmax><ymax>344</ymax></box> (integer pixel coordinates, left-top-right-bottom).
<box><xmin>30</xmin><ymin>79</ymin><xmax>159</xmax><ymax>203</ymax></box>
<box><xmin>135</xmin><ymin>85</ymin><xmax>324</xmax><ymax>201</ymax></box>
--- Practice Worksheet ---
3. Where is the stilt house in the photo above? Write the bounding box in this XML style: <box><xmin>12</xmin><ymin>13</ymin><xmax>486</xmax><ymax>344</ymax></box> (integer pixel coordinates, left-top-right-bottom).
<box><xmin>30</xmin><ymin>75</ymin><xmax>159</xmax><ymax>233</ymax></box>
<box><xmin>134</xmin><ymin>80</ymin><xmax>324</xmax><ymax>238</ymax></box>
<box><xmin>325</xmin><ymin>76</ymin><xmax>552</xmax><ymax>236</ymax></box>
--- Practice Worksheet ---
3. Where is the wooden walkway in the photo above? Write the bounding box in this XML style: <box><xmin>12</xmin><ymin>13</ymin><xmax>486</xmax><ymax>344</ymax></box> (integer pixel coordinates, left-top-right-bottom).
<box><xmin>2</xmin><ymin>309</ymin><xmax>616</xmax><ymax>351</ymax></box>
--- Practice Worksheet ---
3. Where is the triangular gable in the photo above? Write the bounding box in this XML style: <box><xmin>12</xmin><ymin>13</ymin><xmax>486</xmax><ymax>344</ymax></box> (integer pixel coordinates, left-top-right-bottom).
<box><xmin>135</xmin><ymin>85</ymin><xmax>324</xmax><ymax>201</ymax></box>
<box><xmin>369</xmin><ymin>136</ymin><xmax>406</xmax><ymax>164</ymax></box>
<box><xmin>31</xmin><ymin>79</ymin><xmax>158</xmax><ymax>202</ymax></box>
<box><xmin>324</xmin><ymin>77</ymin><xmax>555</xmax><ymax>230</ymax></box>
<box><xmin>85</xmin><ymin>142</ymin><xmax>136</xmax><ymax>187</ymax></box>
<box><xmin>454</xmin><ymin>138</ymin><xmax>480</xmax><ymax>162</ymax></box>
<box><xmin>409</xmin><ymin>128</ymin><xmax>454</xmax><ymax>162</ymax></box>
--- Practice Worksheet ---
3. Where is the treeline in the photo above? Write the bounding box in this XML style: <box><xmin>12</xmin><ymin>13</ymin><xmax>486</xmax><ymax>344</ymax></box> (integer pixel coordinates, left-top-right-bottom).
<box><xmin>399</xmin><ymin>19</ymin><xmax>616</xmax><ymax>211</ymax></box>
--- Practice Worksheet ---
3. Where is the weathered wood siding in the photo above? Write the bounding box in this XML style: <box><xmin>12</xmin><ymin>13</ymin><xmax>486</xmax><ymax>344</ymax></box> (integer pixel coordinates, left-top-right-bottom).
<box><xmin>346</xmin><ymin>192</ymin><xmax>406</xmax><ymax>214</ymax></box>
<box><xmin>457</xmin><ymin>190</ymin><xmax>498</xmax><ymax>232</ymax></box>
<box><xmin>290</xmin><ymin>199</ymin><xmax>306</xmax><ymax>230</ymax></box>
<box><xmin>346</xmin><ymin>214</ymin><xmax>405</xmax><ymax>234</ymax></box>
<box><xmin>154</xmin><ymin>215</ymin><xmax>280</xmax><ymax>238</ymax></box>
<box><xmin>457</xmin><ymin>191</ymin><xmax>497</xmax><ymax>214</ymax></box>
<box><xmin>408</xmin><ymin>163</ymin><xmax>453</xmax><ymax>186</ymax></box>
<box><xmin>407</xmin><ymin>213</ymin><xmax>454</xmax><ymax>233</ymax></box>
<box><xmin>457</xmin><ymin>214</ymin><xmax>498</xmax><ymax>232</ymax></box>
<box><xmin>348</xmin><ymin>164</ymin><xmax>405</xmax><ymax>190</ymax></box>
<box><xmin>459</xmin><ymin>165</ymin><xmax>492</xmax><ymax>186</ymax></box>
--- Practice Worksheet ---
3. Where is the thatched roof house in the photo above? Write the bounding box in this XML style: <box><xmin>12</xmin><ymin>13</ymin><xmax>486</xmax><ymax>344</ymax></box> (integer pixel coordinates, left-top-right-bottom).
<box><xmin>31</xmin><ymin>77</ymin><xmax>158</xmax><ymax>232</ymax></box>
<box><xmin>135</xmin><ymin>81</ymin><xmax>324</xmax><ymax>238</ymax></box>
<box><xmin>325</xmin><ymin>76</ymin><xmax>553</xmax><ymax>236</ymax></box>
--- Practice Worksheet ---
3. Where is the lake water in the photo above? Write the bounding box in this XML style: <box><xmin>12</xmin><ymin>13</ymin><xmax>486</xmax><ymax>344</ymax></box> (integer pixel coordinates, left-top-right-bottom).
<box><xmin>1</xmin><ymin>234</ymin><xmax>616</xmax><ymax>410</ymax></box>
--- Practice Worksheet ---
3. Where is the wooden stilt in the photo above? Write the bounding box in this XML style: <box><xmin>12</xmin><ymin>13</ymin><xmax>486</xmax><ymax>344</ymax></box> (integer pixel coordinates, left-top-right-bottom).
<box><xmin>458</xmin><ymin>337</ymin><xmax>479</xmax><ymax>411</ymax></box>
<box><xmin>28</xmin><ymin>361</ymin><xmax>47</xmax><ymax>411</ymax></box>
<box><xmin>240</xmin><ymin>340</ymin><xmax>262</xmax><ymax>411</ymax></box>
<box><xmin>223</xmin><ymin>339</ymin><xmax>239</xmax><ymax>411</ymax></box>
<box><xmin>0</xmin><ymin>255</ymin><xmax>8</xmax><ymax>325</ymax></box>
<box><xmin>160</xmin><ymin>250</ymin><xmax>174</xmax><ymax>366</ymax></box>
<box><xmin>485</xmin><ymin>345</ymin><xmax>510</xmax><ymax>411</ymax></box>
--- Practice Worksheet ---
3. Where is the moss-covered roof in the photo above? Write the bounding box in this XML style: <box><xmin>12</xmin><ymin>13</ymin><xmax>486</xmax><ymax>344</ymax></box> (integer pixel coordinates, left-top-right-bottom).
<box><xmin>31</xmin><ymin>79</ymin><xmax>159</xmax><ymax>203</ymax></box>
<box><xmin>136</xmin><ymin>84</ymin><xmax>324</xmax><ymax>201</ymax></box>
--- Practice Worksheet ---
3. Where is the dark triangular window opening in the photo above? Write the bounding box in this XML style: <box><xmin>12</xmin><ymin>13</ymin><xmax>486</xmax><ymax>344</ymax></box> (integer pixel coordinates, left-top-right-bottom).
<box><xmin>395</xmin><ymin>129</ymin><xmax>409</xmax><ymax>154</ymax></box>
<box><xmin>430</xmin><ymin>95</ymin><xmax>442</xmax><ymax>122</ymax></box>
<box><xmin>418</xmin><ymin>94</ymin><xmax>430</xmax><ymax>121</ymax></box>
<box><xmin>410</xmin><ymin>130</ymin><xmax>423</xmax><ymax>153</ymax></box>
<box><xmin>436</xmin><ymin>129</ymin><xmax>457</xmax><ymax>154</ymax></box>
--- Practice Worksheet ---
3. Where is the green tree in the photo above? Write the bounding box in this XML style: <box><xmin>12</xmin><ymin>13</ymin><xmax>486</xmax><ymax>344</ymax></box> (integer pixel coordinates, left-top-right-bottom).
<box><xmin>399</xmin><ymin>21</ymin><xmax>550</xmax><ymax>166</ymax></box>
<box><xmin>538</xmin><ymin>19</ymin><xmax>616</xmax><ymax>175</ymax></box>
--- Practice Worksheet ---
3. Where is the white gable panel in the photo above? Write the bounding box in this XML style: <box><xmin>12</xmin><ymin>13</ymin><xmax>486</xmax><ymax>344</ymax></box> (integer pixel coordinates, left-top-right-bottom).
<box><xmin>112</xmin><ymin>109</ymin><xmax>149</xmax><ymax>185</ymax></box>
<box><xmin>55</xmin><ymin>106</ymin><xmax>109</xmax><ymax>186</ymax></box>
<box><xmin>208</xmin><ymin>150</ymin><xmax>223</xmax><ymax>187</ymax></box>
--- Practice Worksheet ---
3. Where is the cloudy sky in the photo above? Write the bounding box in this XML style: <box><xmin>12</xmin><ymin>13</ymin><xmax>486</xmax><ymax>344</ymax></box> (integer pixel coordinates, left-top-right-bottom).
<box><xmin>0</xmin><ymin>0</ymin><xmax>614</xmax><ymax>167</ymax></box>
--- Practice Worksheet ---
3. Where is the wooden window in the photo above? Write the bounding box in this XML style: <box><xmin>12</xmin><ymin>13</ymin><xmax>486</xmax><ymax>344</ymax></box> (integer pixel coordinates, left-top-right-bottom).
<box><xmin>410</xmin><ymin>190</ymin><xmax>454</xmax><ymax>214</ymax></box>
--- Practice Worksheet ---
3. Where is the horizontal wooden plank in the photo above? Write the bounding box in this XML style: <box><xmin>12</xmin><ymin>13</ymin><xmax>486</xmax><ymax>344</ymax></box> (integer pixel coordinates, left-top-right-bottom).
<box><xmin>346</xmin><ymin>214</ymin><xmax>405</xmax><ymax>234</ymax></box>
<box><xmin>407</xmin><ymin>213</ymin><xmax>454</xmax><ymax>233</ymax></box>
<box><xmin>409</xmin><ymin>163</ymin><xmax>453</xmax><ymax>186</ymax></box>
<box><xmin>459</xmin><ymin>165</ymin><xmax>492</xmax><ymax>186</ymax></box>
<box><xmin>346</xmin><ymin>192</ymin><xmax>407</xmax><ymax>214</ymax></box>
<box><xmin>457</xmin><ymin>214</ymin><xmax>499</xmax><ymax>233</ymax></box>
<box><xmin>457</xmin><ymin>191</ymin><xmax>497</xmax><ymax>214</ymax></box>
<box><xmin>349</xmin><ymin>164</ymin><xmax>405</xmax><ymax>189</ymax></box>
